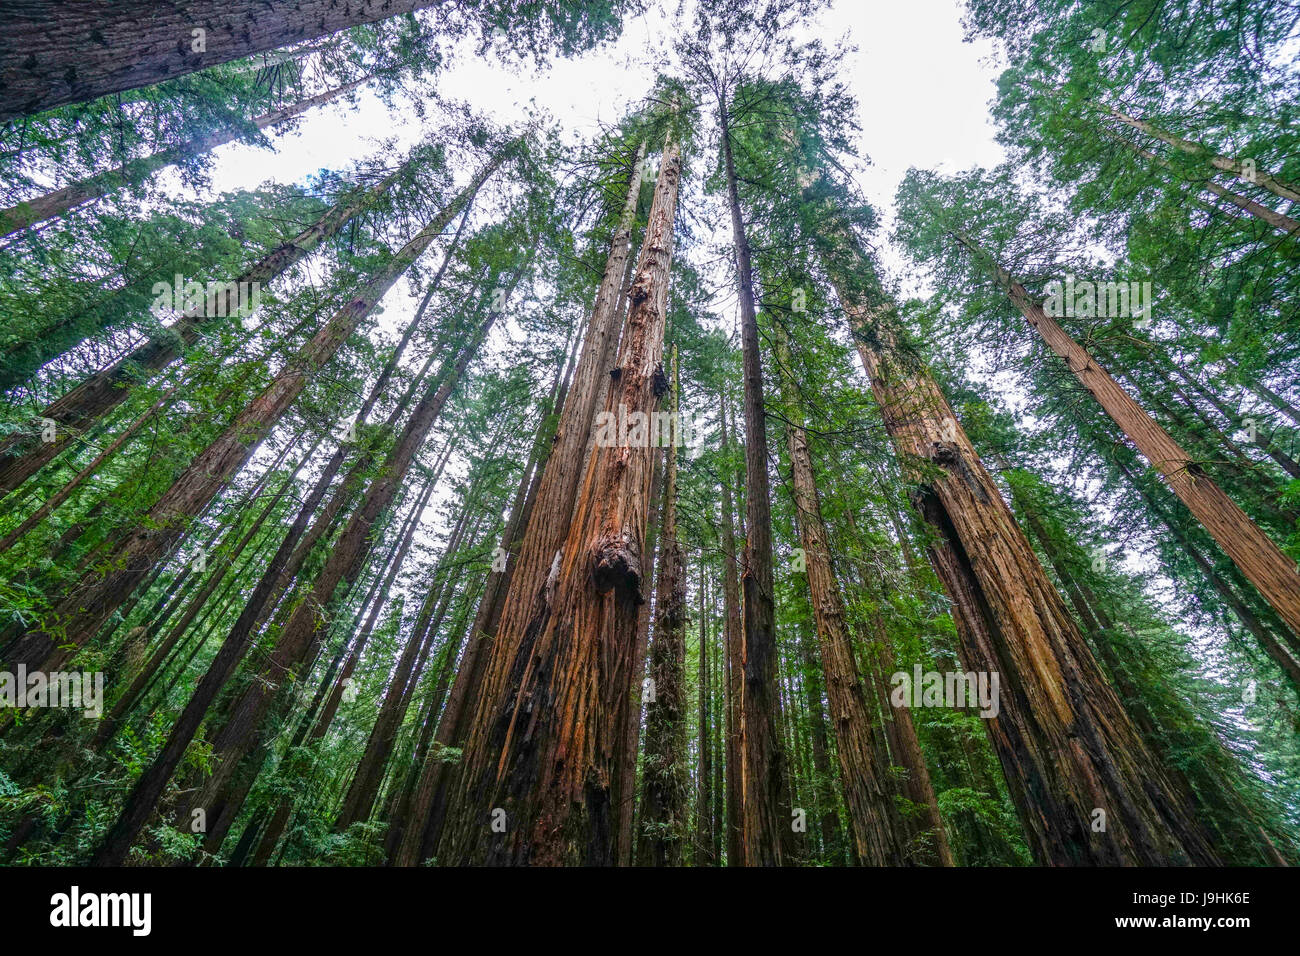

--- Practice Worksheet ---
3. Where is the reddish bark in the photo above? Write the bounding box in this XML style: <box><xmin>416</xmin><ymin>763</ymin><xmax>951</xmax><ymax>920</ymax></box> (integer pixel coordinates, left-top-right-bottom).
<box><xmin>0</xmin><ymin>1</ymin><xmax>441</xmax><ymax>119</ymax></box>
<box><xmin>440</xmin><ymin>139</ymin><xmax>680</xmax><ymax>866</ymax></box>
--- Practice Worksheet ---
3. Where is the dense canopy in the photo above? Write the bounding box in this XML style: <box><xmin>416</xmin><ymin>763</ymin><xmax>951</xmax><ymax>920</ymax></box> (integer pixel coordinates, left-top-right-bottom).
<box><xmin>0</xmin><ymin>0</ymin><xmax>1296</xmax><ymax>870</ymax></box>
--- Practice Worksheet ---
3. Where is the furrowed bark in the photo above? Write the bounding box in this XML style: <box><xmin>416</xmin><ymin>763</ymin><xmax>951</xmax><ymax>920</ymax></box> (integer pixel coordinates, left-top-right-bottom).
<box><xmin>636</xmin><ymin>348</ymin><xmax>687</xmax><ymax>867</ymax></box>
<box><xmin>615</xmin><ymin>444</ymin><xmax>664</xmax><ymax>865</ymax></box>
<box><xmin>717</xmin><ymin>395</ymin><xmax>745</xmax><ymax>866</ymax></box>
<box><xmin>695</xmin><ymin>559</ymin><xmax>714</xmax><ymax>866</ymax></box>
<box><xmin>440</xmin><ymin>138</ymin><xmax>678</xmax><ymax>866</ymax></box>
<box><xmin>421</xmin><ymin>141</ymin><xmax>647</xmax><ymax>865</ymax></box>
<box><xmin>808</xmin><ymin>185</ymin><xmax>1219</xmax><ymax>864</ymax></box>
<box><xmin>720</xmin><ymin>94</ymin><xmax>792</xmax><ymax>866</ymax></box>
<box><xmin>0</xmin><ymin>1</ymin><xmax>443</xmax><ymax>120</ymax></box>
<box><xmin>392</xmin><ymin>308</ymin><xmax>585</xmax><ymax>867</ymax></box>
<box><xmin>781</xmin><ymin>384</ymin><xmax>907</xmax><ymax>866</ymax></box>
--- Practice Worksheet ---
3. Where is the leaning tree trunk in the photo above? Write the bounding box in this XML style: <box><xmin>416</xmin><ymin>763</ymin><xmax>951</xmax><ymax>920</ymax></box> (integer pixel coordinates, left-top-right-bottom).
<box><xmin>0</xmin><ymin>158</ymin><xmax>407</xmax><ymax>497</ymax></box>
<box><xmin>1011</xmin><ymin>468</ymin><xmax>1295</xmax><ymax>865</ymax></box>
<box><xmin>808</xmin><ymin>186</ymin><xmax>1220</xmax><ymax>864</ymax></box>
<box><xmin>0</xmin><ymin>0</ymin><xmax>442</xmax><ymax>120</ymax></box>
<box><xmin>4</xmin><ymin>145</ymin><xmax>508</xmax><ymax>676</ymax></box>
<box><xmin>440</xmin><ymin>138</ymin><xmax>679</xmax><ymax>867</ymax></box>
<box><xmin>831</xmin><ymin>498</ymin><xmax>952</xmax><ymax>865</ymax></box>
<box><xmin>1111</xmin><ymin>454</ymin><xmax>1300</xmax><ymax>689</ymax></box>
<box><xmin>333</xmin><ymin>475</ymin><xmax>482</xmax><ymax>833</ymax></box>
<box><xmin>93</xmin><ymin>431</ymin><xmax>322</xmax><ymax>747</ymax></box>
<box><xmin>961</xmin><ymin>236</ymin><xmax>1300</xmax><ymax>651</ymax></box>
<box><xmin>250</xmin><ymin>473</ymin><xmax>440</xmax><ymax>866</ymax></box>
<box><xmin>1097</xmin><ymin>102</ymin><xmax>1300</xmax><ymax>204</ymax></box>
<box><xmin>843</xmin><ymin>307</ymin><xmax>1219</xmax><ymax>864</ymax></box>
<box><xmin>1107</xmin><ymin>132</ymin><xmax>1299</xmax><ymax>235</ymax></box>
<box><xmin>165</xmin><ymin>266</ymin><xmax>520</xmax><ymax>862</ymax></box>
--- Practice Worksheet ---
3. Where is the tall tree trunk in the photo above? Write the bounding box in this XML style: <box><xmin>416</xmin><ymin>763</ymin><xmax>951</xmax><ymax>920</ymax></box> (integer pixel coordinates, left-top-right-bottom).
<box><xmin>168</xmin><ymin>261</ymin><xmax>520</xmax><ymax>860</ymax></box>
<box><xmin>381</xmin><ymin>588</ymin><xmax>482</xmax><ymax>859</ymax></box>
<box><xmin>391</xmin><ymin>356</ymin><xmax>569</xmax><ymax>865</ymax></box>
<box><xmin>0</xmin><ymin>385</ymin><xmax>177</xmax><ymax>551</ymax></box>
<box><xmin>694</xmin><ymin>559</ymin><xmax>714</xmax><ymax>866</ymax></box>
<box><xmin>333</xmin><ymin>476</ymin><xmax>478</xmax><ymax>832</ymax></box>
<box><xmin>1166</xmin><ymin>362</ymin><xmax>1300</xmax><ymax>481</ymax></box>
<box><xmin>1111</xmin><ymin>456</ymin><xmax>1300</xmax><ymax>688</ymax></box>
<box><xmin>1106</xmin><ymin>131</ymin><xmax>1299</xmax><ymax>235</ymax></box>
<box><xmin>779</xmin><ymin>369</ymin><xmax>903</xmax><ymax>866</ymax></box>
<box><xmin>831</xmin><ymin>497</ymin><xmax>952</xmax><ymax>865</ymax></box>
<box><xmin>808</xmin><ymin>188</ymin><xmax>1220</xmax><ymax>864</ymax></box>
<box><xmin>0</xmin><ymin>0</ymin><xmax>442</xmax><ymax>120</ymax></box>
<box><xmin>637</xmin><ymin>348</ymin><xmax>688</xmax><ymax>867</ymax></box>
<box><xmin>795</xmin><ymin>624</ymin><xmax>842</xmax><ymax>862</ymax></box>
<box><xmin>1236</xmin><ymin>371</ymin><xmax>1300</xmax><ymax>428</ymax></box>
<box><xmin>1098</xmin><ymin>102</ymin><xmax>1300</xmax><ymax>204</ymax></box>
<box><xmin>1012</xmin><ymin>467</ymin><xmax>1294</xmax><ymax>865</ymax></box>
<box><xmin>394</xmin><ymin>147</ymin><xmax>646</xmax><ymax>867</ymax></box>
<box><xmin>249</xmin><ymin>471</ymin><xmax>439</xmax><ymax>866</ymax></box>
<box><xmin>440</xmin><ymin>138</ymin><xmax>679</xmax><ymax>866</ymax></box>
<box><xmin>717</xmin><ymin>394</ymin><xmax>745</xmax><ymax>866</ymax></box>
<box><xmin>963</xmin><ymin>236</ymin><xmax>1300</xmax><ymax>648</ymax></box>
<box><xmin>616</xmin><ymin>445</ymin><xmax>664</xmax><ymax>865</ymax></box>
<box><xmin>855</xmin><ymin>603</ymin><xmax>954</xmax><ymax>867</ymax></box>
<box><xmin>719</xmin><ymin>94</ymin><xmax>792</xmax><ymax>866</ymax></box>
<box><xmin>86</xmin><ymin>178</ymin><xmax>508</xmax><ymax>869</ymax></box>
<box><xmin>94</xmin><ymin>430</ymin><xmax>323</xmax><ymax>746</ymax></box>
